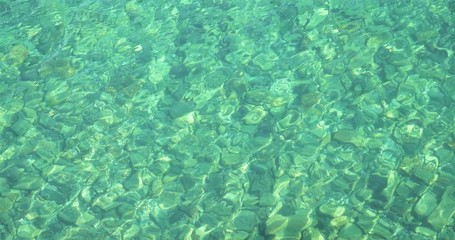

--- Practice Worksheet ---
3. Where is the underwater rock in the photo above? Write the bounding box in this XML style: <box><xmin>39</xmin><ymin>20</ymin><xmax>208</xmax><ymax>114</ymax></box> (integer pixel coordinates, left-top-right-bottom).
<box><xmin>427</xmin><ymin>187</ymin><xmax>455</xmax><ymax>231</ymax></box>
<box><xmin>243</xmin><ymin>106</ymin><xmax>267</xmax><ymax>125</ymax></box>
<box><xmin>234</xmin><ymin>210</ymin><xmax>257</xmax><ymax>232</ymax></box>
<box><xmin>266</xmin><ymin>214</ymin><xmax>288</xmax><ymax>236</ymax></box>
<box><xmin>414</xmin><ymin>191</ymin><xmax>438</xmax><ymax>218</ymax></box>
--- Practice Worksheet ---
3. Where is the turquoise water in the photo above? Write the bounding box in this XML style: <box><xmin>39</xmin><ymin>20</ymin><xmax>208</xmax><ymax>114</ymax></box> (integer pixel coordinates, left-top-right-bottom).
<box><xmin>1</xmin><ymin>0</ymin><xmax>455</xmax><ymax>239</ymax></box>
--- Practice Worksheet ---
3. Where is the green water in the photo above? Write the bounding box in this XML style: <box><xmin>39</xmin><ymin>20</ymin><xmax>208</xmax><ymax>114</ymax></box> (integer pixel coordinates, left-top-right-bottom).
<box><xmin>1</xmin><ymin>0</ymin><xmax>455</xmax><ymax>239</ymax></box>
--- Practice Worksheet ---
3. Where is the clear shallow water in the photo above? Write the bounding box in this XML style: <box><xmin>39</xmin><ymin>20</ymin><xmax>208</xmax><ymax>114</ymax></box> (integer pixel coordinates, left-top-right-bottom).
<box><xmin>1</xmin><ymin>0</ymin><xmax>455</xmax><ymax>239</ymax></box>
